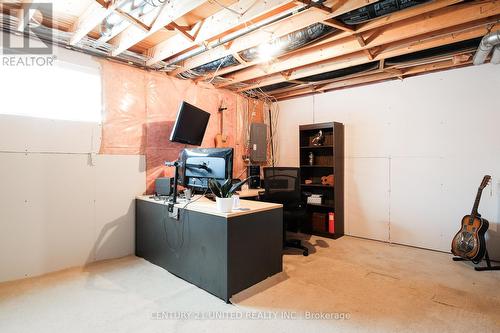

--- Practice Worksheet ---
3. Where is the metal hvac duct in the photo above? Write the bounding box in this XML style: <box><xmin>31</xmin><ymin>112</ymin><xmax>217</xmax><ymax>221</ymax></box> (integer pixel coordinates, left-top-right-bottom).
<box><xmin>170</xmin><ymin>5</ymin><xmax>304</xmax><ymax>72</ymax></box>
<box><xmin>473</xmin><ymin>30</ymin><xmax>500</xmax><ymax>65</ymax></box>
<box><xmin>178</xmin><ymin>23</ymin><xmax>334</xmax><ymax>79</ymax></box>
<box><xmin>238</xmin><ymin>23</ymin><xmax>333</xmax><ymax>62</ymax></box>
<box><xmin>297</xmin><ymin>62</ymin><xmax>379</xmax><ymax>83</ymax></box>
<box><xmin>101</xmin><ymin>0</ymin><xmax>162</xmax><ymax>38</ymax></box>
<box><xmin>338</xmin><ymin>0</ymin><xmax>431</xmax><ymax>25</ymax></box>
<box><xmin>386</xmin><ymin>38</ymin><xmax>481</xmax><ymax>66</ymax></box>
<box><xmin>0</xmin><ymin>11</ymin><xmax>168</xmax><ymax>69</ymax></box>
<box><xmin>491</xmin><ymin>46</ymin><xmax>500</xmax><ymax>65</ymax></box>
<box><xmin>256</xmin><ymin>37</ymin><xmax>482</xmax><ymax>93</ymax></box>
<box><xmin>177</xmin><ymin>0</ymin><xmax>433</xmax><ymax>80</ymax></box>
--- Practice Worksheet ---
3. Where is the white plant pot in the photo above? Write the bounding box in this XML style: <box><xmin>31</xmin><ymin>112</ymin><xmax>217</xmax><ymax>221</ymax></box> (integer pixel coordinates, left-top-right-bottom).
<box><xmin>216</xmin><ymin>197</ymin><xmax>233</xmax><ymax>213</ymax></box>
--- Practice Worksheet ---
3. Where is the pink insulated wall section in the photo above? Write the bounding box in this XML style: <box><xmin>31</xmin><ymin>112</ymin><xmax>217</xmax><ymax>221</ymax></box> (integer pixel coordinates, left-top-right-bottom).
<box><xmin>99</xmin><ymin>61</ymin><xmax>265</xmax><ymax>194</ymax></box>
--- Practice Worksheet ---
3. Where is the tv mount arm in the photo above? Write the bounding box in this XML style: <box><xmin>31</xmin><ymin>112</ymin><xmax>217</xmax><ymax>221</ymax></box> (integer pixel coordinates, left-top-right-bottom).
<box><xmin>164</xmin><ymin>160</ymin><xmax>181</xmax><ymax>208</ymax></box>
<box><xmin>164</xmin><ymin>160</ymin><xmax>212</xmax><ymax>211</ymax></box>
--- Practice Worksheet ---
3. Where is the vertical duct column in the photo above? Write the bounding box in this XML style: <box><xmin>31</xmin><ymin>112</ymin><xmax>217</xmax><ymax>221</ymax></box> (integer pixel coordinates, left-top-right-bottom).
<box><xmin>473</xmin><ymin>31</ymin><xmax>500</xmax><ymax>65</ymax></box>
<box><xmin>490</xmin><ymin>46</ymin><xmax>500</xmax><ymax>65</ymax></box>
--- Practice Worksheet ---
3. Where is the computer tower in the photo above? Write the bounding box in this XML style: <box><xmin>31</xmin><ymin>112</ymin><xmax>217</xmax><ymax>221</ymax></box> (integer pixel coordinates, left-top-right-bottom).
<box><xmin>247</xmin><ymin>165</ymin><xmax>261</xmax><ymax>189</ymax></box>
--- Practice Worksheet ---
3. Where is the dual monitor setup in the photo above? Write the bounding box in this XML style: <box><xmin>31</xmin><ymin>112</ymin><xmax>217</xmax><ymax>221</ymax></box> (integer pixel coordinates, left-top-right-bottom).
<box><xmin>164</xmin><ymin>101</ymin><xmax>234</xmax><ymax>204</ymax></box>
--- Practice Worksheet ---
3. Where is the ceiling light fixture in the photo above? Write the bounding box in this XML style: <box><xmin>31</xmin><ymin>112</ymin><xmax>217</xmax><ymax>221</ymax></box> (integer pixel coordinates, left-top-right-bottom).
<box><xmin>257</xmin><ymin>41</ymin><xmax>282</xmax><ymax>62</ymax></box>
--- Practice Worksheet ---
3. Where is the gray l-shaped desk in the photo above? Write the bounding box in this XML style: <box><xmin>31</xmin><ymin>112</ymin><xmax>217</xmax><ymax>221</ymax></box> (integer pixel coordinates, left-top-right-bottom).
<box><xmin>135</xmin><ymin>196</ymin><xmax>283</xmax><ymax>303</ymax></box>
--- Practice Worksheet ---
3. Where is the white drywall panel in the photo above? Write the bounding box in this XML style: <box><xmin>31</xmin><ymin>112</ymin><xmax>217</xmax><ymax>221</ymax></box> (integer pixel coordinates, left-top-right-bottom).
<box><xmin>345</xmin><ymin>157</ymin><xmax>390</xmax><ymax>242</ymax></box>
<box><xmin>93</xmin><ymin>154</ymin><xmax>146</xmax><ymax>261</ymax></box>
<box><xmin>276</xmin><ymin>64</ymin><xmax>500</xmax><ymax>260</ymax></box>
<box><xmin>0</xmin><ymin>153</ymin><xmax>95</xmax><ymax>281</ymax></box>
<box><xmin>0</xmin><ymin>152</ymin><xmax>146</xmax><ymax>282</ymax></box>
<box><xmin>0</xmin><ymin>115</ymin><xmax>101</xmax><ymax>153</ymax></box>
<box><xmin>0</xmin><ymin>41</ymin><xmax>146</xmax><ymax>281</ymax></box>
<box><xmin>276</xmin><ymin>96</ymin><xmax>313</xmax><ymax>166</ymax></box>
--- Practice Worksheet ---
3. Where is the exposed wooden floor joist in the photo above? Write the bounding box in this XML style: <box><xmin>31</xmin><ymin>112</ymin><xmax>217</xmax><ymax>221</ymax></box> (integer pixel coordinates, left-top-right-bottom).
<box><xmin>168</xmin><ymin>0</ymin><xmax>383</xmax><ymax>76</ymax></box>
<box><xmin>215</xmin><ymin>0</ymin><xmax>466</xmax><ymax>87</ymax></box>
<box><xmin>234</xmin><ymin>4</ymin><xmax>500</xmax><ymax>97</ymax></box>
<box><xmin>238</xmin><ymin>16</ymin><xmax>500</xmax><ymax>93</ymax></box>
<box><xmin>272</xmin><ymin>54</ymin><xmax>475</xmax><ymax>100</ymax></box>
<box><xmin>1</xmin><ymin>0</ymin><xmax>497</xmax><ymax>100</ymax></box>
<box><xmin>145</xmin><ymin>0</ymin><xmax>299</xmax><ymax>67</ymax></box>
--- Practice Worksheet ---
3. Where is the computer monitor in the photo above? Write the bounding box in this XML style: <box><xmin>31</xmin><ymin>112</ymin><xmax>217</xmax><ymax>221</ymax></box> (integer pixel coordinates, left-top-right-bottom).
<box><xmin>169</xmin><ymin>101</ymin><xmax>211</xmax><ymax>146</ymax></box>
<box><xmin>178</xmin><ymin>148</ymin><xmax>233</xmax><ymax>189</ymax></box>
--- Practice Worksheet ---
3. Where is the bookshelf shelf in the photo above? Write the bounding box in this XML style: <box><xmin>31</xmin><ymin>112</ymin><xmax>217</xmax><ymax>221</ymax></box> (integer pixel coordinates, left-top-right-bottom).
<box><xmin>301</xmin><ymin>183</ymin><xmax>334</xmax><ymax>188</ymax></box>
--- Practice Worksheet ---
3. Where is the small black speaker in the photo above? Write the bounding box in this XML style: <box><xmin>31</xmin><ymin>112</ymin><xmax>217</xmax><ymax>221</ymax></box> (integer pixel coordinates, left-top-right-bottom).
<box><xmin>155</xmin><ymin>177</ymin><xmax>173</xmax><ymax>196</ymax></box>
<box><xmin>247</xmin><ymin>165</ymin><xmax>261</xmax><ymax>189</ymax></box>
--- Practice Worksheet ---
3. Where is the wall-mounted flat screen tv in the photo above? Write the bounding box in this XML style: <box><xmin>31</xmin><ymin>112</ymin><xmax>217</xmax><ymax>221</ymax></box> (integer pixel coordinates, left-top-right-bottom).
<box><xmin>169</xmin><ymin>101</ymin><xmax>211</xmax><ymax>146</ymax></box>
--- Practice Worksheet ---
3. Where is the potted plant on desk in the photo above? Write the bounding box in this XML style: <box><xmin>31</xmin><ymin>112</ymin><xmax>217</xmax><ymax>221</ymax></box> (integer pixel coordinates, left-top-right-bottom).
<box><xmin>208</xmin><ymin>178</ymin><xmax>252</xmax><ymax>213</ymax></box>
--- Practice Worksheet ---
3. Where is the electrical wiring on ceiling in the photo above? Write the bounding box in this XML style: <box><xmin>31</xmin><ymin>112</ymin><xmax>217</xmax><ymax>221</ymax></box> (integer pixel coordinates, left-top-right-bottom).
<box><xmin>211</xmin><ymin>0</ymin><xmax>261</xmax><ymax>17</ymax></box>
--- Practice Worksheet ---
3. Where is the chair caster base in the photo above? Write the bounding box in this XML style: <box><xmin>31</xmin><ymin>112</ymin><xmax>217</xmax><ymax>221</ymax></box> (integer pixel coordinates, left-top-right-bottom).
<box><xmin>285</xmin><ymin>239</ymin><xmax>309</xmax><ymax>256</ymax></box>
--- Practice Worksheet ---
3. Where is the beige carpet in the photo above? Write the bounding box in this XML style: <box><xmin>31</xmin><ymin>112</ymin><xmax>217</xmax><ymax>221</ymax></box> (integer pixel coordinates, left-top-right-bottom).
<box><xmin>1</xmin><ymin>236</ymin><xmax>499</xmax><ymax>333</ymax></box>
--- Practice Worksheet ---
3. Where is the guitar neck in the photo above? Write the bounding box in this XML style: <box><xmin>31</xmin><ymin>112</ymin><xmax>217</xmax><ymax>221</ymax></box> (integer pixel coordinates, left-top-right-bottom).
<box><xmin>471</xmin><ymin>187</ymin><xmax>484</xmax><ymax>216</ymax></box>
<box><xmin>219</xmin><ymin>110</ymin><xmax>224</xmax><ymax>134</ymax></box>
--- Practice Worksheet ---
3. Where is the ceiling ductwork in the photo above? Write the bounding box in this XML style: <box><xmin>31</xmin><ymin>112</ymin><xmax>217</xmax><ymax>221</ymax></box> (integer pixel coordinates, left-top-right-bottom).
<box><xmin>259</xmin><ymin>82</ymin><xmax>297</xmax><ymax>93</ymax></box>
<box><xmin>338</xmin><ymin>0</ymin><xmax>431</xmax><ymax>25</ymax></box>
<box><xmin>178</xmin><ymin>56</ymin><xmax>241</xmax><ymax>79</ymax></box>
<box><xmin>100</xmin><ymin>0</ymin><xmax>163</xmax><ymax>38</ymax></box>
<box><xmin>298</xmin><ymin>62</ymin><xmax>380</xmax><ymax>83</ymax></box>
<box><xmin>169</xmin><ymin>5</ymin><xmax>305</xmax><ymax>78</ymax></box>
<box><xmin>239</xmin><ymin>23</ymin><xmax>333</xmax><ymax>62</ymax></box>
<box><xmin>258</xmin><ymin>37</ymin><xmax>481</xmax><ymax>94</ymax></box>
<box><xmin>0</xmin><ymin>11</ymin><xmax>170</xmax><ymax>70</ymax></box>
<box><xmin>178</xmin><ymin>0</ymin><xmax>434</xmax><ymax>81</ymax></box>
<box><xmin>491</xmin><ymin>46</ymin><xmax>500</xmax><ymax>65</ymax></box>
<box><xmin>0</xmin><ymin>0</ymin><xmax>486</xmax><ymax>96</ymax></box>
<box><xmin>386</xmin><ymin>38</ymin><xmax>481</xmax><ymax>66</ymax></box>
<box><xmin>260</xmin><ymin>63</ymin><xmax>379</xmax><ymax>92</ymax></box>
<box><xmin>473</xmin><ymin>30</ymin><xmax>500</xmax><ymax>65</ymax></box>
<box><xmin>178</xmin><ymin>23</ymin><xmax>334</xmax><ymax>79</ymax></box>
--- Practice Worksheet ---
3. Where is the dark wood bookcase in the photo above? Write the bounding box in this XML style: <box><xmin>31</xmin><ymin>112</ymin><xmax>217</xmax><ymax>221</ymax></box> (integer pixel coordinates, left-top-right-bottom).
<box><xmin>299</xmin><ymin>122</ymin><xmax>344</xmax><ymax>239</ymax></box>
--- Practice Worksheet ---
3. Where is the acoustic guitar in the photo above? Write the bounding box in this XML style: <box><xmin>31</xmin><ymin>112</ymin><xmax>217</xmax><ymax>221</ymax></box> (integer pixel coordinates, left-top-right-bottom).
<box><xmin>451</xmin><ymin>175</ymin><xmax>491</xmax><ymax>263</ymax></box>
<box><xmin>214</xmin><ymin>101</ymin><xmax>228</xmax><ymax>148</ymax></box>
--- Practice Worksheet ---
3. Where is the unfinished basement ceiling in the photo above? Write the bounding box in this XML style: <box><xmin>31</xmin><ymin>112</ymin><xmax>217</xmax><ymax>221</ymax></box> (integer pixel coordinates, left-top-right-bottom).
<box><xmin>1</xmin><ymin>0</ymin><xmax>499</xmax><ymax>100</ymax></box>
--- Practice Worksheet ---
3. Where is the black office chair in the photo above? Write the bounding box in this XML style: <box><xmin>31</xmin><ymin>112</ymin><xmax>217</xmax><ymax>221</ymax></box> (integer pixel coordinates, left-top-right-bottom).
<box><xmin>261</xmin><ymin>167</ymin><xmax>309</xmax><ymax>256</ymax></box>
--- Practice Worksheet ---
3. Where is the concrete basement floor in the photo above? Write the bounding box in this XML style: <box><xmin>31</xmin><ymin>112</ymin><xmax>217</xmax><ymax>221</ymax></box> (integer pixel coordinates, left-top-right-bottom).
<box><xmin>0</xmin><ymin>236</ymin><xmax>499</xmax><ymax>333</ymax></box>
